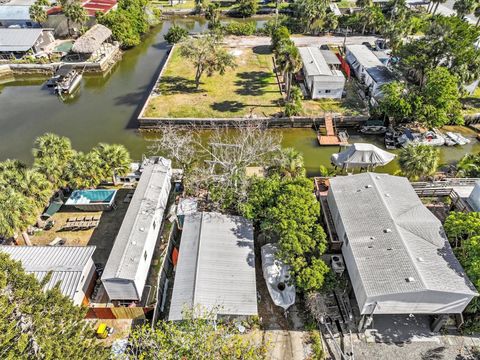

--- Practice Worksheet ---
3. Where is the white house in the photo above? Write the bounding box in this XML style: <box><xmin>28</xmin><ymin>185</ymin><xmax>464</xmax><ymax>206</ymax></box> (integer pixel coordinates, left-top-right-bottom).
<box><xmin>169</xmin><ymin>212</ymin><xmax>258</xmax><ymax>320</ymax></box>
<box><xmin>1</xmin><ymin>246</ymin><xmax>97</xmax><ymax>306</ymax></box>
<box><xmin>345</xmin><ymin>44</ymin><xmax>395</xmax><ymax>102</ymax></box>
<box><xmin>299</xmin><ymin>47</ymin><xmax>345</xmax><ymax>99</ymax></box>
<box><xmin>327</xmin><ymin>173</ymin><xmax>477</xmax><ymax>316</ymax></box>
<box><xmin>101</xmin><ymin>157</ymin><xmax>172</xmax><ymax>305</ymax></box>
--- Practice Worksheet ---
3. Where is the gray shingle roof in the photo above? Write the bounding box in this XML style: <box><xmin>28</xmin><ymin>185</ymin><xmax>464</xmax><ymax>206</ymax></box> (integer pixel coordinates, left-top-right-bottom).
<box><xmin>329</xmin><ymin>173</ymin><xmax>477</xmax><ymax>298</ymax></box>
<box><xmin>169</xmin><ymin>212</ymin><xmax>258</xmax><ymax>320</ymax></box>
<box><xmin>0</xmin><ymin>246</ymin><xmax>95</xmax><ymax>300</ymax></box>
<box><xmin>0</xmin><ymin>28</ymin><xmax>42</xmax><ymax>52</ymax></box>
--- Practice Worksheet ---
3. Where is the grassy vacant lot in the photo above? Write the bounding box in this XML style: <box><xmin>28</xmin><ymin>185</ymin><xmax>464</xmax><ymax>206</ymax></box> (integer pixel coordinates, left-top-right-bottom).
<box><xmin>144</xmin><ymin>44</ymin><xmax>366</xmax><ymax>118</ymax></box>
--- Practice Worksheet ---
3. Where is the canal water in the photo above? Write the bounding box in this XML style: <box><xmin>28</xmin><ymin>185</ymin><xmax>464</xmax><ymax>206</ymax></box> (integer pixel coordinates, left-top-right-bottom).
<box><xmin>0</xmin><ymin>19</ymin><xmax>478</xmax><ymax>175</ymax></box>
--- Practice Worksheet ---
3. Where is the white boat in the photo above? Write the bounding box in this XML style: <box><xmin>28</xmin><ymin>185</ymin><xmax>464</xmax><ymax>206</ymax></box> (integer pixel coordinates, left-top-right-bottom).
<box><xmin>415</xmin><ymin>130</ymin><xmax>445</xmax><ymax>147</ymax></box>
<box><xmin>445</xmin><ymin>132</ymin><xmax>471</xmax><ymax>146</ymax></box>
<box><xmin>261</xmin><ymin>244</ymin><xmax>295</xmax><ymax>311</ymax></box>
<box><xmin>54</xmin><ymin>69</ymin><xmax>82</xmax><ymax>95</ymax></box>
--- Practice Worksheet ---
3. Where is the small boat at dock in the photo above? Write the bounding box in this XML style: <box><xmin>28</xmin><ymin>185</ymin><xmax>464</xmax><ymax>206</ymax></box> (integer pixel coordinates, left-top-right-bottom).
<box><xmin>444</xmin><ymin>132</ymin><xmax>471</xmax><ymax>146</ymax></box>
<box><xmin>360</xmin><ymin>119</ymin><xmax>387</xmax><ymax>135</ymax></box>
<box><xmin>54</xmin><ymin>68</ymin><xmax>82</xmax><ymax>95</ymax></box>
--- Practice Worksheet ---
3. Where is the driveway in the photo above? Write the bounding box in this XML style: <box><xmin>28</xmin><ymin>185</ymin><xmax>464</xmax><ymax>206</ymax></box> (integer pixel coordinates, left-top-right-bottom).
<box><xmin>225</xmin><ymin>35</ymin><xmax>380</xmax><ymax>48</ymax></box>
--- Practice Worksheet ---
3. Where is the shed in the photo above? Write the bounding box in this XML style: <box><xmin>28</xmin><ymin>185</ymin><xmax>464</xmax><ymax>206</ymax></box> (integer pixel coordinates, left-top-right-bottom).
<box><xmin>0</xmin><ymin>246</ymin><xmax>97</xmax><ymax>305</ymax></box>
<box><xmin>71</xmin><ymin>24</ymin><xmax>112</xmax><ymax>54</ymax></box>
<box><xmin>327</xmin><ymin>173</ymin><xmax>478</xmax><ymax>315</ymax></box>
<box><xmin>299</xmin><ymin>46</ymin><xmax>345</xmax><ymax>99</ymax></box>
<box><xmin>0</xmin><ymin>28</ymin><xmax>53</xmax><ymax>54</ymax></box>
<box><xmin>101</xmin><ymin>157</ymin><xmax>172</xmax><ymax>303</ymax></box>
<box><xmin>169</xmin><ymin>212</ymin><xmax>258</xmax><ymax>320</ymax></box>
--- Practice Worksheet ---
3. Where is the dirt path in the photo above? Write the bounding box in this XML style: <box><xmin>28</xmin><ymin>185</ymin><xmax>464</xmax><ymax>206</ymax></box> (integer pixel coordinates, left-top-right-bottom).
<box><xmin>225</xmin><ymin>35</ymin><xmax>380</xmax><ymax>48</ymax></box>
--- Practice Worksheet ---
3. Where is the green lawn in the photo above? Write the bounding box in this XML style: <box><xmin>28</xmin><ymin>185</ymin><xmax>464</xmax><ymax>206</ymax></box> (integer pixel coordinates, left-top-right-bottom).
<box><xmin>334</xmin><ymin>0</ymin><xmax>356</xmax><ymax>8</ymax></box>
<box><xmin>144</xmin><ymin>45</ymin><xmax>366</xmax><ymax>118</ymax></box>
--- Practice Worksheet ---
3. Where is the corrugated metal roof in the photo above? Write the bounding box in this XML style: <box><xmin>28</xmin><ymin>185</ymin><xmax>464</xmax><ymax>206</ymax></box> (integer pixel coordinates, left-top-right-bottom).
<box><xmin>0</xmin><ymin>28</ymin><xmax>42</xmax><ymax>52</ymax></box>
<box><xmin>0</xmin><ymin>5</ymin><xmax>31</xmax><ymax>21</ymax></box>
<box><xmin>346</xmin><ymin>44</ymin><xmax>383</xmax><ymax>69</ymax></box>
<box><xmin>0</xmin><ymin>245</ymin><xmax>95</xmax><ymax>300</ymax></box>
<box><xmin>299</xmin><ymin>47</ymin><xmax>334</xmax><ymax>77</ymax></box>
<box><xmin>169</xmin><ymin>212</ymin><xmax>258</xmax><ymax>320</ymax></box>
<box><xmin>101</xmin><ymin>157</ymin><xmax>171</xmax><ymax>298</ymax></box>
<box><xmin>328</xmin><ymin>173</ymin><xmax>478</xmax><ymax>299</ymax></box>
<box><xmin>366</xmin><ymin>66</ymin><xmax>395</xmax><ymax>84</ymax></box>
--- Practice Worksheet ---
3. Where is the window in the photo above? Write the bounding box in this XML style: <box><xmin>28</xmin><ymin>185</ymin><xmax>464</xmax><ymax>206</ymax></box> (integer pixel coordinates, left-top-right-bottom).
<box><xmin>144</xmin><ymin>251</ymin><xmax>147</xmax><ymax>261</ymax></box>
<box><xmin>325</xmin><ymin>89</ymin><xmax>331</xmax><ymax>94</ymax></box>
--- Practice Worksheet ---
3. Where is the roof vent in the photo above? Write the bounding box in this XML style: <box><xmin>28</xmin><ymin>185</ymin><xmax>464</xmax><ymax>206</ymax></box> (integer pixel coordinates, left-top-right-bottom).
<box><xmin>365</xmin><ymin>184</ymin><xmax>372</xmax><ymax>188</ymax></box>
<box><xmin>370</xmin><ymin>236</ymin><xmax>376</xmax><ymax>240</ymax></box>
<box><xmin>417</xmin><ymin>257</ymin><xmax>424</xmax><ymax>262</ymax></box>
<box><xmin>132</xmin><ymin>241</ymin><xmax>136</xmax><ymax>246</ymax></box>
<box><xmin>139</xmin><ymin>227</ymin><xmax>145</xmax><ymax>232</ymax></box>
<box><xmin>384</xmin><ymin>228</ymin><xmax>392</xmax><ymax>233</ymax></box>
<box><xmin>406</xmin><ymin>277</ymin><xmax>416</xmax><ymax>283</ymax></box>
<box><xmin>385</xmin><ymin>193</ymin><xmax>390</xmax><ymax>197</ymax></box>
<box><xmin>356</xmin><ymin>189</ymin><xmax>362</xmax><ymax>192</ymax></box>
<box><xmin>368</xmin><ymin>245</ymin><xmax>374</xmax><ymax>249</ymax></box>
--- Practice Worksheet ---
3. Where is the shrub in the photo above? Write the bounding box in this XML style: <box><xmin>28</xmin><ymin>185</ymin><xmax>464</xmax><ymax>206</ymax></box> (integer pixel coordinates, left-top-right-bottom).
<box><xmin>222</xmin><ymin>21</ymin><xmax>256</xmax><ymax>36</ymax></box>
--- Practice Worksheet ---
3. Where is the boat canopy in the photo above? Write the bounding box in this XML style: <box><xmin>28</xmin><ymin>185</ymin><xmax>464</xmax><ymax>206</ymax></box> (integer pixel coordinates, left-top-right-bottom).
<box><xmin>331</xmin><ymin>143</ymin><xmax>395</xmax><ymax>169</ymax></box>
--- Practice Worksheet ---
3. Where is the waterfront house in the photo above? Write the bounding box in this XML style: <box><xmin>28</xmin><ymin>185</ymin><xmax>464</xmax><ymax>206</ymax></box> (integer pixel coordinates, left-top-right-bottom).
<box><xmin>0</xmin><ymin>3</ymin><xmax>36</xmax><ymax>28</ymax></box>
<box><xmin>0</xmin><ymin>28</ymin><xmax>54</xmax><ymax>57</ymax></box>
<box><xmin>345</xmin><ymin>44</ymin><xmax>395</xmax><ymax>103</ymax></box>
<box><xmin>169</xmin><ymin>212</ymin><xmax>258</xmax><ymax>320</ymax></box>
<box><xmin>299</xmin><ymin>46</ymin><xmax>345</xmax><ymax>99</ymax></box>
<box><xmin>0</xmin><ymin>246</ymin><xmax>97</xmax><ymax>306</ymax></box>
<box><xmin>101</xmin><ymin>157</ymin><xmax>172</xmax><ymax>306</ymax></box>
<box><xmin>326</xmin><ymin>173</ymin><xmax>477</xmax><ymax>327</ymax></box>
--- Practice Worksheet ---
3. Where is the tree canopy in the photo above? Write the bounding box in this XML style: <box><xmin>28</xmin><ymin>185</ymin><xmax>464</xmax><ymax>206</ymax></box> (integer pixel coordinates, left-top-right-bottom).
<box><xmin>0</xmin><ymin>253</ymin><xmax>108</xmax><ymax>359</ymax></box>
<box><xmin>241</xmin><ymin>175</ymin><xmax>329</xmax><ymax>292</ymax></box>
<box><xmin>457</xmin><ymin>152</ymin><xmax>480</xmax><ymax>178</ymax></box>
<box><xmin>398</xmin><ymin>144</ymin><xmax>440</xmax><ymax>180</ymax></box>
<box><xmin>164</xmin><ymin>24</ymin><xmax>188</xmax><ymax>44</ymax></box>
<box><xmin>127</xmin><ymin>308</ymin><xmax>265</xmax><ymax>359</ymax></box>
<box><xmin>179</xmin><ymin>35</ymin><xmax>237</xmax><ymax>89</ymax></box>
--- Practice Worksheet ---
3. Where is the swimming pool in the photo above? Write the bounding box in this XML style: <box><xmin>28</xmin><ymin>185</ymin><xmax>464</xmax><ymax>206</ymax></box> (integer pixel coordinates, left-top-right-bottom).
<box><xmin>65</xmin><ymin>189</ymin><xmax>117</xmax><ymax>211</ymax></box>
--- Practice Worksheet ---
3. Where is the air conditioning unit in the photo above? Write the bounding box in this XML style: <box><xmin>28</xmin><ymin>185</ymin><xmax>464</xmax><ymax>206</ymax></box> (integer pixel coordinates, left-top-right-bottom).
<box><xmin>331</xmin><ymin>254</ymin><xmax>345</xmax><ymax>275</ymax></box>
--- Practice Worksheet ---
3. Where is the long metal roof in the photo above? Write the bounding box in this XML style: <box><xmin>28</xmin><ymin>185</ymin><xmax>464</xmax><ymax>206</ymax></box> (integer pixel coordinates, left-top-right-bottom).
<box><xmin>0</xmin><ymin>28</ymin><xmax>42</xmax><ymax>52</ymax></box>
<box><xmin>169</xmin><ymin>212</ymin><xmax>258</xmax><ymax>320</ymax></box>
<box><xmin>101</xmin><ymin>157</ymin><xmax>171</xmax><ymax>283</ymax></box>
<box><xmin>346</xmin><ymin>44</ymin><xmax>383</xmax><ymax>69</ymax></box>
<box><xmin>0</xmin><ymin>246</ymin><xmax>95</xmax><ymax>300</ymax></box>
<box><xmin>329</xmin><ymin>173</ymin><xmax>477</xmax><ymax>298</ymax></box>
<box><xmin>299</xmin><ymin>47</ymin><xmax>334</xmax><ymax>77</ymax></box>
<box><xmin>0</xmin><ymin>5</ymin><xmax>31</xmax><ymax>20</ymax></box>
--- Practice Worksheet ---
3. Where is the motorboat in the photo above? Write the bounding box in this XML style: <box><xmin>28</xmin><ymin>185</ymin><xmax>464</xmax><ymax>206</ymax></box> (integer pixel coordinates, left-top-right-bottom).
<box><xmin>360</xmin><ymin>119</ymin><xmax>387</xmax><ymax>135</ymax></box>
<box><xmin>261</xmin><ymin>244</ymin><xmax>295</xmax><ymax>311</ymax></box>
<box><xmin>54</xmin><ymin>68</ymin><xmax>82</xmax><ymax>95</ymax></box>
<box><xmin>416</xmin><ymin>130</ymin><xmax>446</xmax><ymax>147</ymax></box>
<box><xmin>384</xmin><ymin>128</ymin><xmax>404</xmax><ymax>149</ymax></box>
<box><xmin>445</xmin><ymin>132</ymin><xmax>471</xmax><ymax>146</ymax></box>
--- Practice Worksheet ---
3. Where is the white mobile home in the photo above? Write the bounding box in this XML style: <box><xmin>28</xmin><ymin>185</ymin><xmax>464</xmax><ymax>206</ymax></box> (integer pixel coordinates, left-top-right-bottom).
<box><xmin>345</xmin><ymin>45</ymin><xmax>395</xmax><ymax>101</ymax></box>
<box><xmin>327</xmin><ymin>173</ymin><xmax>477</xmax><ymax>316</ymax></box>
<box><xmin>169</xmin><ymin>212</ymin><xmax>258</xmax><ymax>320</ymax></box>
<box><xmin>1</xmin><ymin>246</ymin><xmax>96</xmax><ymax>306</ymax></box>
<box><xmin>101</xmin><ymin>157</ymin><xmax>172</xmax><ymax>304</ymax></box>
<box><xmin>299</xmin><ymin>47</ymin><xmax>345</xmax><ymax>99</ymax></box>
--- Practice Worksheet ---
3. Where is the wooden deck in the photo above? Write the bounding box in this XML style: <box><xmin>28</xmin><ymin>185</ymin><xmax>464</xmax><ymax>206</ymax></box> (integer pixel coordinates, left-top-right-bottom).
<box><xmin>317</xmin><ymin>115</ymin><xmax>349</xmax><ymax>146</ymax></box>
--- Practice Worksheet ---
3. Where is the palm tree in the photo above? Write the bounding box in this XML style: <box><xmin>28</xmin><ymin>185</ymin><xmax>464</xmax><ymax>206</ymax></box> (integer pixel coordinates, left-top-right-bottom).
<box><xmin>277</xmin><ymin>42</ymin><xmax>302</xmax><ymax>100</ymax></box>
<box><xmin>275</xmin><ymin>148</ymin><xmax>305</xmax><ymax>178</ymax></box>
<box><xmin>93</xmin><ymin>143</ymin><xmax>131</xmax><ymax>184</ymax></box>
<box><xmin>360</xmin><ymin>5</ymin><xmax>385</xmax><ymax>35</ymax></box>
<box><xmin>63</xmin><ymin>0</ymin><xmax>88</xmax><ymax>36</ymax></box>
<box><xmin>29</xmin><ymin>0</ymin><xmax>49</xmax><ymax>24</ymax></box>
<box><xmin>453</xmin><ymin>0</ymin><xmax>477</xmax><ymax>18</ymax></box>
<box><xmin>456</xmin><ymin>152</ymin><xmax>480</xmax><ymax>177</ymax></box>
<box><xmin>33</xmin><ymin>133</ymin><xmax>74</xmax><ymax>188</ymax></box>
<box><xmin>398</xmin><ymin>144</ymin><xmax>440</xmax><ymax>180</ymax></box>
<box><xmin>0</xmin><ymin>188</ymin><xmax>37</xmax><ymax>245</ymax></box>
<box><xmin>64</xmin><ymin>151</ymin><xmax>103</xmax><ymax>189</ymax></box>
<box><xmin>475</xmin><ymin>5</ymin><xmax>480</xmax><ymax>26</ymax></box>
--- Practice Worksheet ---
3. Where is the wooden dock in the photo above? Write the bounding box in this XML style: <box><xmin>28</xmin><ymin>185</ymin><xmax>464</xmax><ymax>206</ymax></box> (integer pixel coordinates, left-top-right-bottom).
<box><xmin>317</xmin><ymin>116</ymin><xmax>349</xmax><ymax>146</ymax></box>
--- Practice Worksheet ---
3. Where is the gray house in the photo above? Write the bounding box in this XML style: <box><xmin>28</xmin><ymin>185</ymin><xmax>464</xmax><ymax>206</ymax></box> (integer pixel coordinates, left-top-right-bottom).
<box><xmin>0</xmin><ymin>28</ymin><xmax>54</xmax><ymax>56</ymax></box>
<box><xmin>101</xmin><ymin>157</ymin><xmax>172</xmax><ymax>305</ymax></box>
<box><xmin>327</xmin><ymin>173</ymin><xmax>477</xmax><ymax>317</ymax></box>
<box><xmin>169</xmin><ymin>212</ymin><xmax>258</xmax><ymax>321</ymax></box>
<box><xmin>299</xmin><ymin>47</ymin><xmax>345</xmax><ymax>99</ymax></box>
<box><xmin>345</xmin><ymin>44</ymin><xmax>395</xmax><ymax>102</ymax></box>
